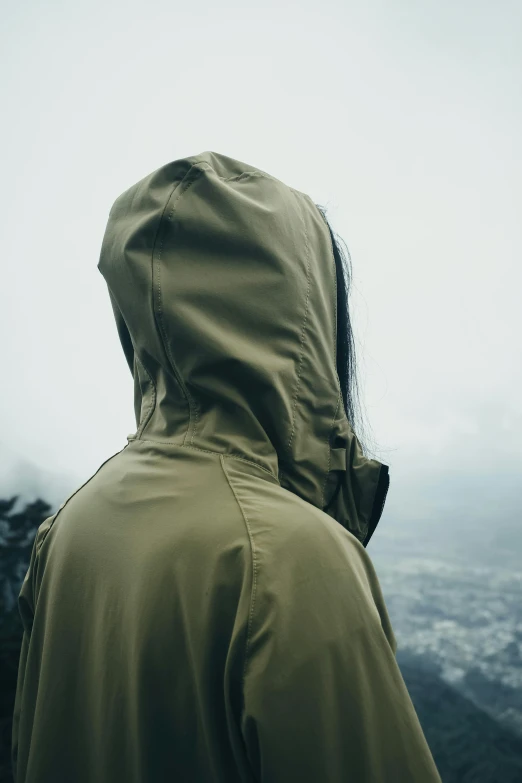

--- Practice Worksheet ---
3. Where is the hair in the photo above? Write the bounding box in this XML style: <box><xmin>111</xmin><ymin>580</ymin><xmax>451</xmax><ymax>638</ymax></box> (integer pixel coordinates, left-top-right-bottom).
<box><xmin>315</xmin><ymin>204</ymin><xmax>381</xmax><ymax>462</ymax></box>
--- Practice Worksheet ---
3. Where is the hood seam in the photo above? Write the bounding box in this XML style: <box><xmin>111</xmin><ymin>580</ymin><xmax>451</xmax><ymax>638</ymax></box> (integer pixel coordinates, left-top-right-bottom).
<box><xmin>135</xmin><ymin>353</ymin><xmax>157</xmax><ymax>438</ymax></box>
<box><xmin>319</xmin><ymin>205</ymin><xmax>345</xmax><ymax>510</ymax></box>
<box><xmin>285</xmin><ymin>191</ymin><xmax>313</xmax><ymax>462</ymax></box>
<box><xmin>153</xmin><ymin>166</ymin><xmax>204</xmax><ymax>446</ymax></box>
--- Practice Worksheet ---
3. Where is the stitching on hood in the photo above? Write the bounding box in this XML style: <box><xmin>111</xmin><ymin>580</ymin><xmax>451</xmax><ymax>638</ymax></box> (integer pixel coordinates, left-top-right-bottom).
<box><xmin>286</xmin><ymin>190</ymin><xmax>313</xmax><ymax>458</ymax></box>
<box><xmin>318</xmin><ymin>208</ymin><xmax>344</xmax><ymax>509</ymax></box>
<box><xmin>154</xmin><ymin>167</ymin><xmax>203</xmax><ymax>446</ymax></box>
<box><xmin>222</xmin><ymin>169</ymin><xmax>280</xmax><ymax>184</ymax></box>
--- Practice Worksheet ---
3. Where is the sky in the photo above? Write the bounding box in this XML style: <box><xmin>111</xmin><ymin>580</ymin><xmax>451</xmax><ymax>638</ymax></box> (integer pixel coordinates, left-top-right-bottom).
<box><xmin>1</xmin><ymin>0</ymin><xmax>521</xmax><ymax>556</ymax></box>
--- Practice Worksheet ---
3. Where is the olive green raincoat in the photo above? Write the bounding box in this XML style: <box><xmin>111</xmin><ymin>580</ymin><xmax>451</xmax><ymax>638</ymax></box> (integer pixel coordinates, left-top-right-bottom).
<box><xmin>12</xmin><ymin>151</ymin><xmax>442</xmax><ymax>782</ymax></box>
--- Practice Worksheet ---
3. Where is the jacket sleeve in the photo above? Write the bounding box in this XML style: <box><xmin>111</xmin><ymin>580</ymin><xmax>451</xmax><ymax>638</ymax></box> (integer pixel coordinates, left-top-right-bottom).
<box><xmin>11</xmin><ymin>628</ymin><xmax>31</xmax><ymax>783</ymax></box>
<box><xmin>240</xmin><ymin>541</ymin><xmax>443</xmax><ymax>783</ymax></box>
<box><xmin>11</xmin><ymin>515</ymin><xmax>55</xmax><ymax>783</ymax></box>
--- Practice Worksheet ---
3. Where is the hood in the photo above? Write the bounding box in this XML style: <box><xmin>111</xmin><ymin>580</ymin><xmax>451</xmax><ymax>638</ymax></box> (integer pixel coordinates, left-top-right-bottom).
<box><xmin>97</xmin><ymin>151</ymin><xmax>389</xmax><ymax>547</ymax></box>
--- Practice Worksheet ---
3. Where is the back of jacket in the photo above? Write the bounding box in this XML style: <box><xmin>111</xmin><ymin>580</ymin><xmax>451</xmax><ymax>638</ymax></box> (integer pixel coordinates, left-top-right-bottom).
<box><xmin>12</xmin><ymin>151</ymin><xmax>443</xmax><ymax>783</ymax></box>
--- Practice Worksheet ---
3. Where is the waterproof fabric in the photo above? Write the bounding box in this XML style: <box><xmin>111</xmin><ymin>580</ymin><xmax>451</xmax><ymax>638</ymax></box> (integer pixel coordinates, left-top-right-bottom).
<box><xmin>12</xmin><ymin>151</ymin><xmax>442</xmax><ymax>782</ymax></box>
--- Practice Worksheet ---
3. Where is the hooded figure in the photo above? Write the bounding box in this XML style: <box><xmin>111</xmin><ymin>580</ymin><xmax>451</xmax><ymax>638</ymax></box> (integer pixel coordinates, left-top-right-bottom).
<box><xmin>12</xmin><ymin>151</ymin><xmax>442</xmax><ymax>782</ymax></box>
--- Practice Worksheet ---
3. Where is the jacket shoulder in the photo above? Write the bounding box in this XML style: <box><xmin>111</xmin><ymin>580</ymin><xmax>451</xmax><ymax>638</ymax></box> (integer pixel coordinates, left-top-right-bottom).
<box><xmin>221</xmin><ymin>455</ymin><xmax>396</xmax><ymax>653</ymax></box>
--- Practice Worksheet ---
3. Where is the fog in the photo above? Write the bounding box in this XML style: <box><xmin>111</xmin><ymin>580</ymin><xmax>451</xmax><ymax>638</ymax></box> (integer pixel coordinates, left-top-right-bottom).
<box><xmin>1</xmin><ymin>0</ymin><xmax>520</xmax><ymax>557</ymax></box>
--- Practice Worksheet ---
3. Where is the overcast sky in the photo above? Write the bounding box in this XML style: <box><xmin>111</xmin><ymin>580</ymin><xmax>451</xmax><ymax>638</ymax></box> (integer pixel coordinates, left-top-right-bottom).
<box><xmin>1</xmin><ymin>0</ymin><xmax>521</xmax><ymax>554</ymax></box>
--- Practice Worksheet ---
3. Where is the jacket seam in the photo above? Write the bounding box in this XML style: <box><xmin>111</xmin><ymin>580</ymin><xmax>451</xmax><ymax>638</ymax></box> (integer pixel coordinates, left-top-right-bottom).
<box><xmin>286</xmin><ymin>192</ymin><xmax>313</xmax><ymax>457</ymax></box>
<box><xmin>219</xmin><ymin>455</ymin><xmax>258</xmax><ymax>717</ymax></box>
<box><xmin>152</xmin><ymin>167</ymin><xmax>203</xmax><ymax>446</ymax></box>
<box><xmin>30</xmin><ymin>444</ymin><xmax>130</xmax><ymax>616</ymax></box>
<box><xmin>194</xmin><ymin>159</ymin><xmax>278</xmax><ymax>185</ymax></box>
<box><xmin>319</xmin><ymin>212</ymin><xmax>344</xmax><ymax>509</ymax></box>
<box><xmin>37</xmin><ymin>444</ymin><xmax>130</xmax><ymax>545</ymax></box>
<box><xmin>222</xmin><ymin>170</ymin><xmax>278</xmax><ymax>184</ymax></box>
<box><xmin>134</xmin><ymin>353</ymin><xmax>157</xmax><ymax>438</ymax></box>
<box><xmin>130</xmin><ymin>437</ymin><xmax>278</xmax><ymax>479</ymax></box>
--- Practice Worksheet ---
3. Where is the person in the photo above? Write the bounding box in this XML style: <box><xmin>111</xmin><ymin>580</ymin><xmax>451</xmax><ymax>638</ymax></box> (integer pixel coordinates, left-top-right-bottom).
<box><xmin>12</xmin><ymin>151</ymin><xmax>443</xmax><ymax>782</ymax></box>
